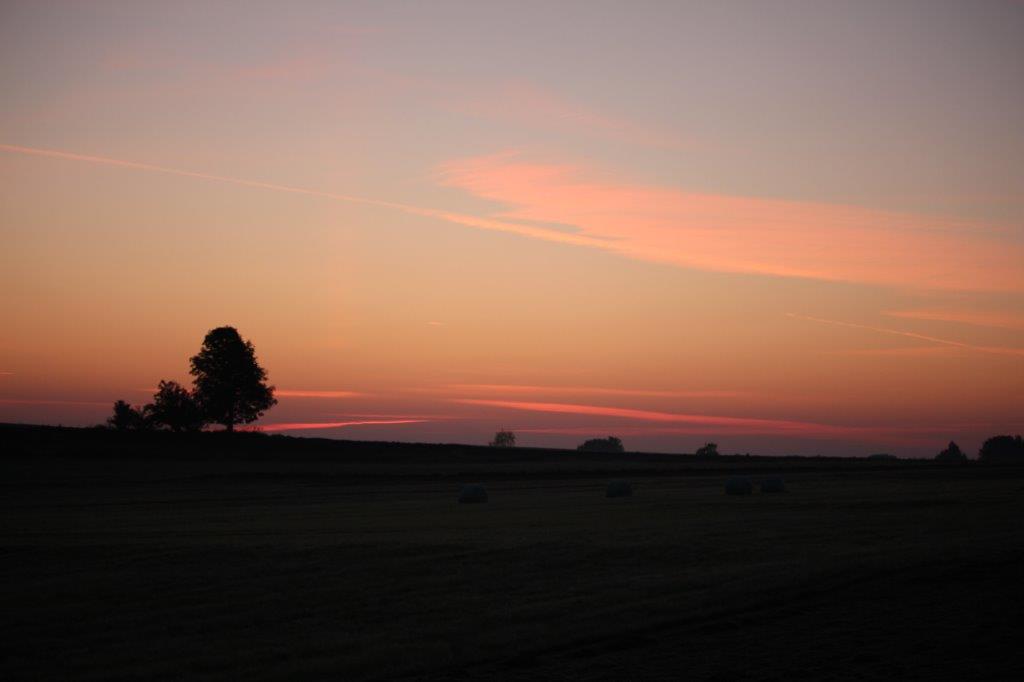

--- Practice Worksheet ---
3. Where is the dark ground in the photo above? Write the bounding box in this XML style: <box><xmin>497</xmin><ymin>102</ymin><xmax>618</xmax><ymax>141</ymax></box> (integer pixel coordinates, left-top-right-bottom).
<box><xmin>2</xmin><ymin>425</ymin><xmax>1023</xmax><ymax>680</ymax></box>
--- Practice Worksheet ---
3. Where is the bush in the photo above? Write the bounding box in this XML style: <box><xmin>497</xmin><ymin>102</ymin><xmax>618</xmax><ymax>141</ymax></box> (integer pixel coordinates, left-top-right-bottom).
<box><xmin>106</xmin><ymin>400</ymin><xmax>151</xmax><ymax>431</ymax></box>
<box><xmin>978</xmin><ymin>435</ymin><xmax>1024</xmax><ymax>464</ymax></box>
<box><xmin>489</xmin><ymin>430</ymin><xmax>516</xmax><ymax>448</ymax></box>
<box><xmin>695</xmin><ymin>442</ymin><xmax>719</xmax><ymax>457</ymax></box>
<box><xmin>149</xmin><ymin>380</ymin><xmax>205</xmax><ymax>432</ymax></box>
<box><xmin>577</xmin><ymin>437</ymin><xmax>624</xmax><ymax>453</ymax></box>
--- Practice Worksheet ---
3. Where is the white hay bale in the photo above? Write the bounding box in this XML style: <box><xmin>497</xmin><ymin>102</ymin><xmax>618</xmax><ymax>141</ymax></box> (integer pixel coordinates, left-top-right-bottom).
<box><xmin>605</xmin><ymin>480</ymin><xmax>632</xmax><ymax>498</ymax></box>
<box><xmin>724</xmin><ymin>476</ymin><xmax>753</xmax><ymax>495</ymax></box>
<box><xmin>458</xmin><ymin>483</ymin><xmax>488</xmax><ymax>504</ymax></box>
<box><xmin>760</xmin><ymin>476</ymin><xmax>785</xmax><ymax>493</ymax></box>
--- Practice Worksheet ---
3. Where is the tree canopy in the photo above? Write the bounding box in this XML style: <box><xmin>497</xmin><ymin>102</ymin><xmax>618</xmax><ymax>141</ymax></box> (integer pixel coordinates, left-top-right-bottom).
<box><xmin>978</xmin><ymin>435</ymin><xmax>1024</xmax><ymax>464</ymax></box>
<box><xmin>189</xmin><ymin>326</ymin><xmax>276</xmax><ymax>431</ymax></box>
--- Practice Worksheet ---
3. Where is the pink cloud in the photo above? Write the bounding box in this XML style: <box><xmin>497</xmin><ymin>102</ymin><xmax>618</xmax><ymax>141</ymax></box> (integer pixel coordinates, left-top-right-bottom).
<box><xmin>251</xmin><ymin>419</ymin><xmax>428</xmax><ymax>432</ymax></box>
<box><xmin>454</xmin><ymin>398</ymin><xmax>890</xmax><ymax>438</ymax></box>
<box><xmin>436</xmin><ymin>154</ymin><xmax>1024</xmax><ymax>293</ymax></box>
<box><xmin>453</xmin><ymin>399</ymin><xmax>969</xmax><ymax>445</ymax></box>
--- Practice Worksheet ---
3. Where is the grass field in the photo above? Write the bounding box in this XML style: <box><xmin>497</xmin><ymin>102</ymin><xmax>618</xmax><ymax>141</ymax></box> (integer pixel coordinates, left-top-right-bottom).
<box><xmin>3</xmin><ymin>428</ymin><xmax>1023</xmax><ymax>680</ymax></box>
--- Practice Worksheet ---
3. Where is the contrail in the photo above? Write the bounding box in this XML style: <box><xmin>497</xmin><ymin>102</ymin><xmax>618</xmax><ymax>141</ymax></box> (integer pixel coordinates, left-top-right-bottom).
<box><xmin>0</xmin><ymin>143</ymin><xmax>606</xmax><ymax>250</ymax></box>
<box><xmin>786</xmin><ymin>313</ymin><xmax>1024</xmax><ymax>356</ymax></box>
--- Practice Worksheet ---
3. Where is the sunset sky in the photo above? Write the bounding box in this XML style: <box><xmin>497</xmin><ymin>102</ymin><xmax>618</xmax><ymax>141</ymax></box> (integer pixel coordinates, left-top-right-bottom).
<box><xmin>1</xmin><ymin>1</ymin><xmax>1022</xmax><ymax>456</ymax></box>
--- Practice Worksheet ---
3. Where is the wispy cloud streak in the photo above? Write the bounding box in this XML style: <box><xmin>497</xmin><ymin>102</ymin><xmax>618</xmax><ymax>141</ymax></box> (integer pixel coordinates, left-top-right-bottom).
<box><xmin>883</xmin><ymin>309</ymin><xmax>1024</xmax><ymax>331</ymax></box>
<box><xmin>252</xmin><ymin>419</ymin><xmax>428</xmax><ymax>432</ymax></box>
<box><xmin>448</xmin><ymin>384</ymin><xmax>746</xmax><ymax>398</ymax></box>
<box><xmin>788</xmin><ymin>314</ymin><xmax>1024</xmax><ymax>356</ymax></box>
<box><xmin>0</xmin><ymin>143</ymin><xmax>610</xmax><ymax>252</ymax></box>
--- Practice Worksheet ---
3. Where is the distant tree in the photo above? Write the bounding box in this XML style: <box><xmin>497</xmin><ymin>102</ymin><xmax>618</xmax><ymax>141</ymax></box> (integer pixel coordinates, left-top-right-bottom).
<box><xmin>577</xmin><ymin>436</ymin><xmax>624</xmax><ymax>453</ymax></box>
<box><xmin>935</xmin><ymin>441</ymin><xmax>968</xmax><ymax>463</ymax></box>
<box><xmin>189</xmin><ymin>327</ymin><xmax>276</xmax><ymax>432</ymax></box>
<box><xmin>106</xmin><ymin>400</ymin><xmax>151</xmax><ymax>431</ymax></box>
<box><xmin>978</xmin><ymin>435</ymin><xmax>1024</xmax><ymax>464</ymax></box>
<box><xmin>148</xmin><ymin>380</ymin><xmax>205</xmax><ymax>432</ymax></box>
<box><xmin>490</xmin><ymin>429</ymin><xmax>516</xmax><ymax>448</ymax></box>
<box><xmin>695</xmin><ymin>442</ymin><xmax>720</xmax><ymax>457</ymax></box>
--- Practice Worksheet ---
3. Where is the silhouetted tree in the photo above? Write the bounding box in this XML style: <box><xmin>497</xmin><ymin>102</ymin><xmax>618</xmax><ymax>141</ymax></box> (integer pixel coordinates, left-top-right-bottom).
<box><xmin>935</xmin><ymin>441</ymin><xmax>967</xmax><ymax>463</ymax></box>
<box><xmin>490</xmin><ymin>429</ymin><xmax>516</xmax><ymax>447</ymax></box>
<box><xmin>695</xmin><ymin>442</ymin><xmax>719</xmax><ymax>457</ymax></box>
<box><xmin>978</xmin><ymin>435</ymin><xmax>1024</xmax><ymax>464</ymax></box>
<box><xmin>148</xmin><ymin>380</ymin><xmax>204</xmax><ymax>432</ymax></box>
<box><xmin>189</xmin><ymin>327</ymin><xmax>276</xmax><ymax>432</ymax></box>
<box><xmin>107</xmin><ymin>400</ymin><xmax>151</xmax><ymax>431</ymax></box>
<box><xmin>577</xmin><ymin>436</ymin><xmax>624</xmax><ymax>453</ymax></box>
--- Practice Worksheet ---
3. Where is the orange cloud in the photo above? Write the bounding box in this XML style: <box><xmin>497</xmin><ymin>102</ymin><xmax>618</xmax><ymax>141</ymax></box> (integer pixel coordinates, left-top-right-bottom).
<box><xmin>437</xmin><ymin>154</ymin><xmax>1024</xmax><ymax>293</ymax></box>
<box><xmin>276</xmin><ymin>389</ymin><xmax>362</xmax><ymax>398</ymax></box>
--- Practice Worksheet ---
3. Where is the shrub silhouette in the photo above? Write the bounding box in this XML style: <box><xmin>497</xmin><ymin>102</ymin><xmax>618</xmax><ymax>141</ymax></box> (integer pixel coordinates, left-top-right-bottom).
<box><xmin>978</xmin><ymin>435</ymin><xmax>1024</xmax><ymax>464</ymax></box>
<box><xmin>148</xmin><ymin>380</ymin><xmax>204</xmax><ymax>432</ymax></box>
<box><xmin>190</xmin><ymin>326</ymin><xmax>276</xmax><ymax>432</ymax></box>
<box><xmin>695</xmin><ymin>442</ymin><xmax>719</xmax><ymax>457</ymax></box>
<box><xmin>490</xmin><ymin>429</ymin><xmax>516</xmax><ymax>447</ymax></box>
<box><xmin>935</xmin><ymin>441</ymin><xmax>968</xmax><ymax>463</ymax></box>
<box><xmin>106</xmin><ymin>400</ymin><xmax>151</xmax><ymax>431</ymax></box>
<box><xmin>577</xmin><ymin>437</ymin><xmax>624</xmax><ymax>453</ymax></box>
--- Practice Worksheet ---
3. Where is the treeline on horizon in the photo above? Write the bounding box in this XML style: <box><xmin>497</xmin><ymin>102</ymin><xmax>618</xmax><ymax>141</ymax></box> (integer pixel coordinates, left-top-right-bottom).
<box><xmin>104</xmin><ymin>328</ymin><xmax>1024</xmax><ymax>464</ymax></box>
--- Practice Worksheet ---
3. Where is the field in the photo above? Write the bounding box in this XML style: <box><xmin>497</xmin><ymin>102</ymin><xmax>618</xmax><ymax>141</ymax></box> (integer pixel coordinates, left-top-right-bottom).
<box><xmin>3</xmin><ymin>427</ymin><xmax>1024</xmax><ymax>680</ymax></box>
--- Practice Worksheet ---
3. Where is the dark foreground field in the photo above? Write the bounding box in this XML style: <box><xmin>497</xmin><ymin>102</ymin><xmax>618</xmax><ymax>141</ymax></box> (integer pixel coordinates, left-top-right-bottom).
<box><xmin>3</xmin><ymin>427</ymin><xmax>1024</xmax><ymax>680</ymax></box>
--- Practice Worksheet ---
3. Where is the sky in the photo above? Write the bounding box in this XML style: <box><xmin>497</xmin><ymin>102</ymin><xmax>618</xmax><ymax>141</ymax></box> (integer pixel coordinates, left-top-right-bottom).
<box><xmin>1</xmin><ymin>1</ymin><xmax>1022</xmax><ymax>457</ymax></box>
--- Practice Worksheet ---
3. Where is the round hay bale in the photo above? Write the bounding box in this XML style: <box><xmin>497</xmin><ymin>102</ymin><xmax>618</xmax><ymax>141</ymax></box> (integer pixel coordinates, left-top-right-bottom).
<box><xmin>724</xmin><ymin>476</ymin><xmax>753</xmax><ymax>495</ymax></box>
<box><xmin>760</xmin><ymin>476</ymin><xmax>785</xmax><ymax>493</ymax></box>
<box><xmin>458</xmin><ymin>483</ymin><xmax>488</xmax><ymax>504</ymax></box>
<box><xmin>605</xmin><ymin>480</ymin><xmax>633</xmax><ymax>498</ymax></box>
